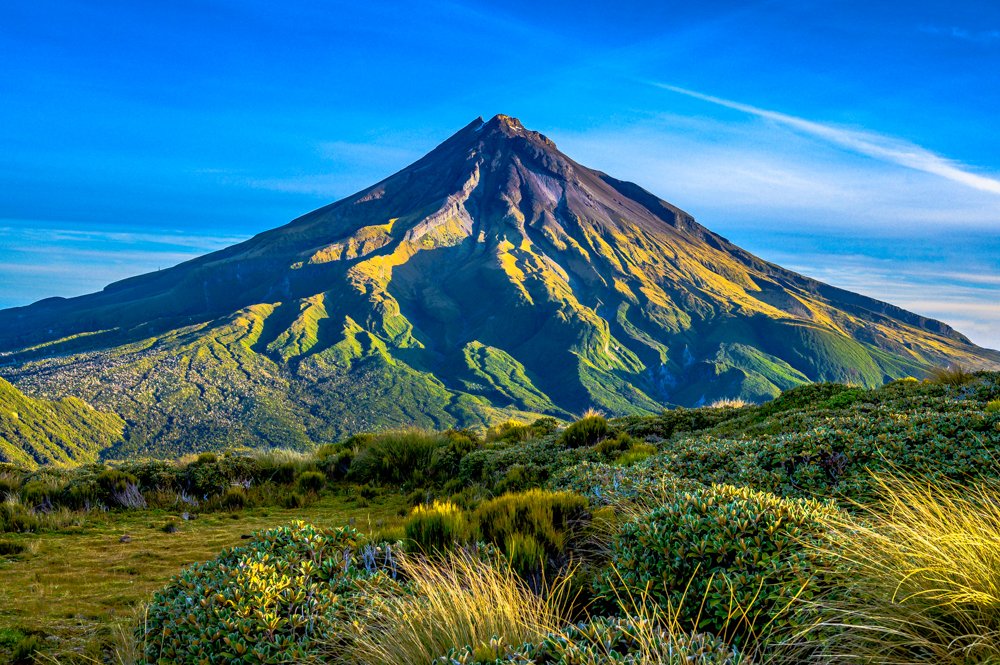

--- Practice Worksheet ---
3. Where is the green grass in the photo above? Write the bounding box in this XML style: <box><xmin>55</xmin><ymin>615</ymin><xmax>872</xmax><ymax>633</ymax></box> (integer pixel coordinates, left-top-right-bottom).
<box><xmin>0</xmin><ymin>491</ymin><xmax>405</xmax><ymax>662</ymax></box>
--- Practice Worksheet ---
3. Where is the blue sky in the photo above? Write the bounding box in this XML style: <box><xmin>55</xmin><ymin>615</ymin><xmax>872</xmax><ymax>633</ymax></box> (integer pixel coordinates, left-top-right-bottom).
<box><xmin>1</xmin><ymin>0</ymin><xmax>998</xmax><ymax>348</ymax></box>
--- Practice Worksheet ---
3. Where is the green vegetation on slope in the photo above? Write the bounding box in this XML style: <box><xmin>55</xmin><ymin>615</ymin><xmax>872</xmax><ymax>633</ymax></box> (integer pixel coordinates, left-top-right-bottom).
<box><xmin>0</xmin><ymin>377</ymin><xmax>123</xmax><ymax>469</ymax></box>
<box><xmin>2</xmin><ymin>372</ymin><xmax>1000</xmax><ymax>662</ymax></box>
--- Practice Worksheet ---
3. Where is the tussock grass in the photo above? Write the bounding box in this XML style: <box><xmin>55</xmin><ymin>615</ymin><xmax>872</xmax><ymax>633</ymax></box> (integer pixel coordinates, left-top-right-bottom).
<box><xmin>802</xmin><ymin>472</ymin><xmax>1000</xmax><ymax>663</ymax></box>
<box><xmin>927</xmin><ymin>363</ymin><xmax>976</xmax><ymax>386</ymax></box>
<box><xmin>708</xmin><ymin>397</ymin><xmax>752</xmax><ymax>409</ymax></box>
<box><xmin>344</xmin><ymin>552</ymin><xmax>570</xmax><ymax>664</ymax></box>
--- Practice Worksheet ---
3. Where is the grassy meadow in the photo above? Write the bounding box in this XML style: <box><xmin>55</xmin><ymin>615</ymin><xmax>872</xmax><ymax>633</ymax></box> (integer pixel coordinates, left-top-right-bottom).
<box><xmin>1</xmin><ymin>370</ymin><xmax>999</xmax><ymax>663</ymax></box>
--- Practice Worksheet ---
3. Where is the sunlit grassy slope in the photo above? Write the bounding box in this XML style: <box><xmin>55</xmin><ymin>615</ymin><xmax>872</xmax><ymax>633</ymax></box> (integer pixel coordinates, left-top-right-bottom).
<box><xmin>0</xmin><ymin>377</ymin><xmax>123</xmax><ymax>469</ymax></box>
<box><xmin>1</xmin><ymin>115</ymin><xmax>996</xmax><ymax>457</ymax></box>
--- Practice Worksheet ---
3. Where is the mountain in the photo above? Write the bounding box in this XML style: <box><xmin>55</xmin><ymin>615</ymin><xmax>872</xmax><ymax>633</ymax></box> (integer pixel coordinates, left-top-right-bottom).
<box><xmin>0</xmin><ymin>114</ymin><xmax>997</xmax><ymax>458</ymax></box>
<box><xmin>0</xmin><ymin>376</ymin><xmax>124</xmax><ymax>468</ymax></box>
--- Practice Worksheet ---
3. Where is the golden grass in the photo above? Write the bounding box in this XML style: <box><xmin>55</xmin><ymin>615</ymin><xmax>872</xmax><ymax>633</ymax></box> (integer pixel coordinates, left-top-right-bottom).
<box><xmin>708</xmin><ymin>397</ymin><xmax>752</xmax><ymax>409</ymax></box>
<box><xmin>343</xmin><ymin>551</ymin><xmax>570</xmax><ymax>664</ymax></box>
<box><xmin>926</xmin><ymin>363</ymin><xmax>977</xmax><ymax>386</ymax></box>
<box><xmin>800</xmin><ymin>472</ymin><xmax>1000</xmax><ymax>663</ymax></box>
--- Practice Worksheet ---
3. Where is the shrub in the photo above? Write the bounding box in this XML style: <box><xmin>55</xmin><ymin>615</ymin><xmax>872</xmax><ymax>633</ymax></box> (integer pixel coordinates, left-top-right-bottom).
<box><xmin>297</xmin><ymin>470</ymin><xmax>326</xmax><ymax>493</ymax></box>
<box><xmin>219</xmin><ymin>486</ymin><xmax>247</xmax><ymax>510</ymax></box>
<box><xmin>594</xmin><ymin>432</ymin><xmax>635</xmax><ymax>458</ymax></box>
<box><xmin>475</xmin><ymin>490</ymin><xmax>589</xmax><ymax>582</ymax></box>
<box><xmin>559</xmin><ymin>412</ymin><xmax>611</xmax><ymax>448</ymax></box>
<box><xmin>440</xmin><ymin>615</ymin><xmax>745</xmax><ymax>664</ymax></box>
<box><xmin>143</xmin><ymin>522</ymin><xmax>401</xmax><ymax>664</ymax></box>
<box><xmin>405</xmin><ymin>501</ymin><xmax>470</xmax><ymax>552</ymax></box>
<box><xmin>613</xmin><ymin>442</ymin><xmax>657</xmax><ymax>466</ymax></box>
<box><xmin>196</xmin><ymin>452</ymin><xmax>218</xmax><ymax>464</ymax></box>
<box><xmin>0</xmin><ymin>501</ymin><xmax>39</xmax><ymax>533</ymax></box>
<box><xmin>987</xmin><ymin>399</ymin><xmax>1000</xmax><ymax>413</ymax></box>
<box><xmin>800</xmin><ymin>473</ymin><xmax>1000</xmax><ymax>663</ymax></box>
<box><xmin>348</xmin><ymin>552</ymin><xmax>566</xmax><ymax>665</ymax></box>
<box><xmin>597</xmin><ymin>484</ymin><xmax>837</xmax><ymax>645</ymax></box>
<box><xmin>349</xmin><ymin>429</ymin><xmax>477</xmax><ymax>487</ymax></box>
<box><xmin>281</xmin><ymin>491</ymin><xmax>307</xmax><ymax>509</ymax></box>
<box><xmin>927</xmin><ymin>364</ymin><xmax>975</xmax><ymax>386</ymax></box>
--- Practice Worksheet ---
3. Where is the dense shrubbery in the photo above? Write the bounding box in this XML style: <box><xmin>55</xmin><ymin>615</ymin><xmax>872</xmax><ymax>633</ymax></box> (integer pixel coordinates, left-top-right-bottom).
<box><xmin>598</xmin><ymin>484</ymin><xmax>838</xmax><ymax>644</ymax></box>
<box><xmin>143</xmin><ymin>521</ymin><xmax>402</xmax><ymax>663</ymax></box>
<box><xmin>559</xmin><ymin>412</ymin><xmax>611</xmax><ymax>448</ymax></box>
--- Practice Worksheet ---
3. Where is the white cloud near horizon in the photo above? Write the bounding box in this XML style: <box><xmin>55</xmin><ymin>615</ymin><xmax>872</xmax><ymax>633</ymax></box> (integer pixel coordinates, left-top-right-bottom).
<box><xmin>653</xmin><ymin>84</ymin><xmax>1000</xmax><ymax>196</ymax></box>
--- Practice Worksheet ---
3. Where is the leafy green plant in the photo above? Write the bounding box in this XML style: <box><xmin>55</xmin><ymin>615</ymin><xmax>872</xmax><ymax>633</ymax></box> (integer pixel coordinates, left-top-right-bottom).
<box><xmin>142</xmin><ymin>521</ymin><xmax>401</xmax><ymax>664</ymax></box>
<box><xmin>297</xmin><ymin>470</ymin><xmax>326</xmax><ymax>494</ymax></box>
<box><xmin>987</xmin><ymin>399</ymin><xmax>1000</xmax><ymax>413</ymax></box>
<box><xmin>597</xmin><ymin>483</ymin><xmax>837</xmax><ymax>645</ymax></box>
<box><xmin>405</xmin><ymin>500</ymin><xmax>470</xmax><ymax>552</ymax></box>
<box><xmin>559</xmin><ymin>412</ymin><xmax>611</xmax><ymax>448</ymax></box>
<box><xmin>475</xmin><ymin>489</ymin><xmax>589</xmax><ymax>583</ymax></box>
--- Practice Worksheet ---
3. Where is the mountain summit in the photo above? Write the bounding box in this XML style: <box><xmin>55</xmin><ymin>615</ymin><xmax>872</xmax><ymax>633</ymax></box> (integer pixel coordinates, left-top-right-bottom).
<box><xmin>1</xmin><ymin>115</ymin><xmax>997</xmax><ymax>457</ymax></box>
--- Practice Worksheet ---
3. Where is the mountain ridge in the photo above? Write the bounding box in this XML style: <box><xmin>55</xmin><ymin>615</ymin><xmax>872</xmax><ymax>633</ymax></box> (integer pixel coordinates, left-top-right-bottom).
<box><xmin>1</xmin><ymin>114</ymin><xmax>997</xmax><ymax>459</ymax></box>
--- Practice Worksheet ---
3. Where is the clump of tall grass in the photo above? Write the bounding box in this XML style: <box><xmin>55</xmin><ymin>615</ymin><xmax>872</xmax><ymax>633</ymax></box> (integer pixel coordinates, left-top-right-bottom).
<box><xmin>708</xmin><ymin>397</ymin><xmax>751</xmax><ymax>409</ymax></box>
<box><xmin>801</xmin><ymin>472</ymin><xmax>1000</xmax><ymax>663</ymax></box>
<box><xmin>927</xmin><ymin>363</ymin><xmax>976</xmax><ymax>386</ymax></box>
<box><xmin>344</xmin><ymin>552</ymin><xmax>569</xmax><ymax>664</ymax></box>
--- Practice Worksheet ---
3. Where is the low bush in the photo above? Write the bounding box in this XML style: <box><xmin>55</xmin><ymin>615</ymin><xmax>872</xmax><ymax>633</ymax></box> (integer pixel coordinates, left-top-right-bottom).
<box><xmin>405</xmin><ymin>500</ymin><xmax>470</xmax><ymax>552</ymax></box>
<box><xmin>349</xmin><ymin>429</ymin><xmax>477</xmax><ymax>488</ymax></box>
<box><xmin>475</xmin><ymin>490</ymin><xmax>589</xmax><ymax>582</ymax></box>
<box><xmin>597</xmin><ymin>483</ymin><xmax>837</xmax><ymax>645</ymax></box>
<box><xmin>297</xmin><ymin>470</ymin><xmax>326</xmax><ymax>493</ymax></box>
<box><xmin>987</xmin><ymin>399</ymin><xmax>1000</xmax><ymax>413</ymax></box>
<box><xmin>219</xmin><ymin>486</ymin><xmax>247</xmax><ymax>510</ymax></box>
<box><xmin>143</xmin><ymin>521</ymin><xmax>401</xmax><ymax>664</ymax></box>
<box><xmin>0</xmin><ymin>501</ymin><xmax>39</xmax><ymax>533</ymax></box>
<box><xmin>559</xmin><ymin>412</ymin><xmax>611</xmax><ymax>448</ymax></box>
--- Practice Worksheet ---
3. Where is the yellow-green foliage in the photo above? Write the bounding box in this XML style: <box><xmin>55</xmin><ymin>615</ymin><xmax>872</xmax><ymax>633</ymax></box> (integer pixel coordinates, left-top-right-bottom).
<box><xmin>346</xmin><ymin>552</ymin><xmax>566</xmax><ymax>665</ymax></box>
<box><xmin>142</xmin><ymin>521</ymin><xmax>402</xmax><ymax>663</ymax></box>
<box><xmin>987</xmin><ymin>399</ymin><xmax>1000</xmax><ymax>413</ymax></box>
<box><xmin>804</xmin><ymin>473</ymin><xmax>1000</xmax><ymax>663</ymax></box>
<box><xmin>559</xmin><ymin>412</ymin><xmax>611</xmax><ymax>448</ymax></box>
<box><xmin>475</xmin><ymin>489</ymin><xmax>588</xmax><ymax>558</ymax></box>
<box><xmin>599</xmin><ymin>484</ymin><xmax>837</xmax><ymax>645</ymax></box>
<box><xmin>0</xmin><ymin>377</ymin><xmax>124</xmax><ymax>469</ymax></box>
<box><xmin>405</xmin><ymin>500</ymin><xmax>470</xmax><ymax>552</ymax></box>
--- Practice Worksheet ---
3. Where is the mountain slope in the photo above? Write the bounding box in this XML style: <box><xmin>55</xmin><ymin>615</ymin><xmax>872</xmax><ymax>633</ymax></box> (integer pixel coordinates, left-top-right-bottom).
<box><xmin>1</xmin><ymin>114</ymin><xmax>997</xmax><ymax>457</ymax></box>
<box><xmin>0</xmin><ymin>377</ymin><xmax>124</xmax><ymax>468</ymax></box>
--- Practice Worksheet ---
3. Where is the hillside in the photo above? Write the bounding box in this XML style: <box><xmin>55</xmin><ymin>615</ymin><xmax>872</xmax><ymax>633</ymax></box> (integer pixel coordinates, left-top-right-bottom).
<box><xmin>0</xmin><ymin>114</ymin><xmax>997</xmax><ymax>457</ymax></box>
<box><xmin>0</xmin><ymin>376</ymin><xmax>124</xmax><ymax>468</ymax></box>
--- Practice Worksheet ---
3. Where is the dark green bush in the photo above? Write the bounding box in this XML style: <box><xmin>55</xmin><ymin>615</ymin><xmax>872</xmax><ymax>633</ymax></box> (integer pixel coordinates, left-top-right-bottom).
<box><xmin>559</xmin><ymin>413</ymin><xmax>611</xmax><ymax>448</ymax></box>
<box><xmin>281</xmin><ymin>491</ymin><xmax>306</xmax><ymax>509</ymax></box>
<box><xmin>297</xmin><ymin>470</ymin><xmax>326</xmax><ymax>494</ymax></box>
<box><xmin>404</xmin><ymin>500</ymin><xmax>470</xmax><ymax>552</ymax></box>
<box><xmin>0</xmin><ymin>502</ymin><xmax>39</xmax><ymax>533</ymax></box>
<box><xmin>597</xmin><ymin>483</ymin><xmax>837</xmax><ymax>644</ymax></box>
<box><xmin>220</xmin><ymin>487</ymin><xmax>247</xmax><ymax>510</ymax></box>
<box><xmin>594</xmin><ymin>432</ymin><xmax>635</xmax><ymax>458</ymax></box>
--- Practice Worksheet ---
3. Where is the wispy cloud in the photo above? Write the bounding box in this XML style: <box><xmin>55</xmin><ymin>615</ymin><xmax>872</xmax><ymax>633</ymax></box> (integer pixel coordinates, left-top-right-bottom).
<box><xmin>653</xmin><ymin>84</ymin><xmax>1000</xmax><ymax>196</ymax></box>
<box><xmin>920</xmin><ymin>25</ymin><xmax>1000</xmax><ymax>44</ymax></box>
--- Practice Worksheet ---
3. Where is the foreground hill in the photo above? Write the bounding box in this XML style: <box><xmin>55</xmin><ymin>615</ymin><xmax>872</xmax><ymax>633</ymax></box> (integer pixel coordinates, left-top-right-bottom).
<box><xmin>0</xmin><ymin>114</ymin><xmax>997</xmax><ymax>457</ymax></box>
<box><xmin>0</xmin><ymin>377</ymin><xmax>124</xmax><ymax>468</ymax></box>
